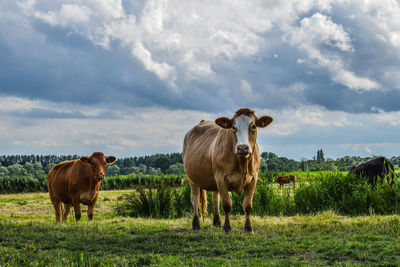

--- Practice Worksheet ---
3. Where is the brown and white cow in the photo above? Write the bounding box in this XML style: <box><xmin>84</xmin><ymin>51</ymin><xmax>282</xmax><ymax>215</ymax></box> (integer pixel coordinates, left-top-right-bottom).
<box><xmin>274</xmin><ymin>174</ymin><xmax>297</xmax><ymax>188</ymax></box>
<box><xmin>47</xmin><ymin>152</ymin><xmax>116</xmax><ymax>222</ymax></box>
<box><xmin>183</xmin><ymin>108</ymin><xmax>273</xmax><ymax>233</ymax></box>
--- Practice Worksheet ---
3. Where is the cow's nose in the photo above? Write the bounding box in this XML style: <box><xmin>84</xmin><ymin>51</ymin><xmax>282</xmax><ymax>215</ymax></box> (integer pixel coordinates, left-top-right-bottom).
<box><xmin>97</xmin><ymin>174</ymin><xmax>105</xmax><ymax>180</ymax></box>
<box><xmin>237</xmin><ymin>144</ymin><xmax>250</xmax><ymax>154</ymax></box>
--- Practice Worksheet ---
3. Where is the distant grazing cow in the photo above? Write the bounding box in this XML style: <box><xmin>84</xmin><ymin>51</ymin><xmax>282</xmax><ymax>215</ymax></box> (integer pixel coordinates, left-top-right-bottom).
<box><xmin>183</xmin><ymin>108</ymin><xmax>273</xmax><ymax>233</ymax></box>
<box><xmin>274</xmin><ymin>175</ymin><xmax>297</xmax><ymax>188</ymax></box>
<box><xmin>349</xmin><ymin>157</ymin><xmax>394</xmax><ymax>187</ymax></box>
<box><xmin>47</xmin><ymin>152</ymin><xmax>116</xmax><ymax>221</ymax></box>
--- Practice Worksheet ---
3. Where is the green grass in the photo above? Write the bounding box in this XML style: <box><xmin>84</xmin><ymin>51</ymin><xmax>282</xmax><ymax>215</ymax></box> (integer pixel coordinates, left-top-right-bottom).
<box><xmin>1</xmin><ymin>191</ymin><xmax>400</xmax><ymax>266</ymax></box>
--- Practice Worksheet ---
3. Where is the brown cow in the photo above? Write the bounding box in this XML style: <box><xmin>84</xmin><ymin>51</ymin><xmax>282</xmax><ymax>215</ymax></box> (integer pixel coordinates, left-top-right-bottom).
<box><xmin>47</xmin><ymin>152</ymin><xmax>116</xmax><ymax>222</ymax></box>
<box><xmin>274</xmin><ymin>175</ymin><xmax>297</xmax><ymax>188</ymax></box>
<box><xmin>183</xmin><ymin>108</ymin><xmax>273</xmax><ymax>233</ymax></box>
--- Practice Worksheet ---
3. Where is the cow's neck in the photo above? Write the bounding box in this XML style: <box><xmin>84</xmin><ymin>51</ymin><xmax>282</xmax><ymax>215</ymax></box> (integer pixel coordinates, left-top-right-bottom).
<box><xmin>79</xmin><ymin>163</ymin><xmax>96</xmax><ymax>187</ymax></box>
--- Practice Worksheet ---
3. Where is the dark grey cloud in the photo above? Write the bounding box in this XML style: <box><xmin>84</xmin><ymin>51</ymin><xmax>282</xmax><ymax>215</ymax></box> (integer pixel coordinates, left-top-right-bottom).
<box><xmin>1</xmin><ymin>1</ymin><xmax>400</xmax><ymax>114</ymax></box>
<box><xmin>1</xmin><ymin>0</ymin><xmax>400</xmax><ymax>160</ymax></box>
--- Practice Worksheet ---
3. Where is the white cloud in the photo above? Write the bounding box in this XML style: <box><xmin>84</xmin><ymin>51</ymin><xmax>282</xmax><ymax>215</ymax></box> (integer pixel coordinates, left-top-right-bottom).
<box><xmin>0</xmin><ymin>96</ymin><xmax>42</xmax><ymax>112</ymax></box>
<box><xmin>260</xmin><ymin>105</ymin><xmax>360</xmax><ymax>137</ymax></box>
<box><xmin>0</xmin><ymin>96</ymin><xmax>107</xmax><ymax>117</ymax></box>
<box><xmin>132</xmin><ymin>41</ymin><xmax>176</xmax><ymax>84</ymax></box>
<box><xmin>357</xmin><ymin>0</ymin><xmax>400</xmax><ymax>47</ymax></box>
<box><xmin>290</xmin><ymin>13</ymin><xmax>354</xmax><ymax>52</ymax></box>
<box><xmin>332</xmin><ymin>70</ymin><xmax>381</xmax><ymax>92</ymax></box>
<box><xmin>285</xmin><ymin>12</ymin><xmax>381</xmax><ymax>92</ymax></box>
<box><xmin>32</xmin><ymin>4</ymin><xmax>92</xmax><ymax>27</ymax></box>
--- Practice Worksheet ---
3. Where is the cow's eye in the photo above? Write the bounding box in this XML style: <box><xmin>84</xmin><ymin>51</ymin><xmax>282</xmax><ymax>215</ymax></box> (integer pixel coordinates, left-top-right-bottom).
<box><xmin>251</xmin><ymin>124</ymin><xmax>256</xmax><ymax>130</ymax></box>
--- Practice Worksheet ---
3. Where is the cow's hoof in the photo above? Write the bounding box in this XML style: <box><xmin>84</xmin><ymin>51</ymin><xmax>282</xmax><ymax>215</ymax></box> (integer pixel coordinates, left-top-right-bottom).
<box><xmin>223</xmin><ymin>225</ymin><xmax>232</xmax><ymax>234</ymax></box>
<box><xmin>244</xmin><ymin>225</ymin><xmax>253</xmax><ymax>233</ymax></box>
<box><xmin>192</xmin><ymin>216</ymin><xmax>201</xmax><ymax>230</ymax></box>
<box><xmin>88</xmin><ymin>214</ymin><xmax>93</xmax><ymax>221</ymax></box>
<box><xmin>213</xmin><ymin>215</ymin><xmax>221</xmax><ymax>227</ymax></box>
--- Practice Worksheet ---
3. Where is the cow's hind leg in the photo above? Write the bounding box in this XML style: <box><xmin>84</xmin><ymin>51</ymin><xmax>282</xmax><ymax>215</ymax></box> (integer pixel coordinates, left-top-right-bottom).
<box><xmin>189</xmin><ymin>182</ymin><xmax>201</xmax><ymax>230</ymax></box>
<box><xmin>51</xmin><ymin>198</ymin><xmax>63</xmax><ymax>222</ymax></box>
<box><xmin>243</xmin><ymin>177</ymin><xmax>257</xmax><ymax>233</ymax></box>
<box><xmin>63</xmin><ymin>204</ymin><xmax>72</xmax><ymax>221</ymax></box>
<box><xmin>212</xmin><ymin>192</ymin><xmax>221</xmax><ymax>227</ymax></box>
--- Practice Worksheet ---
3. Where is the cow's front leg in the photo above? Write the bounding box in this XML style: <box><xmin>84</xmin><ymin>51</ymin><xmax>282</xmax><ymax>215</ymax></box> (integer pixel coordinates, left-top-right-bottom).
<box><xmin>212</xmin><ymin>192</ymin><xmax>221</xmax><ymax>227</ymax></box>
<box><xmin>72</xmin><ymin>197</ymin><xmax>82</xmax><ymax>221</ymax></box>
<box><xmin>189</xmin><ymin>181</ymin><xmax>201</xmax><ymax>230</ymax></box>
<box><xmin>87</xmin><ymin>194</ymin><xmax>99</xmax><ymax>221</ymax></box>
<box><xmin>216</xmin><ymin>177</ymin><xmax>232</xmax><ymax>233</ymax></box>
<box><xmin>243</xmin><ymin>177</ymin><xmax>257</xmax><ymax>233</ymax></box>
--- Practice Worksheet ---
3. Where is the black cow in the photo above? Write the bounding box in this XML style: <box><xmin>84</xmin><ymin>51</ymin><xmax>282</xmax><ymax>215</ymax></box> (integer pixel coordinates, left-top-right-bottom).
<box><xmin>349</xmin><ymin>157</ymin><xmax>394</xmax><ymax>187</ymax></box>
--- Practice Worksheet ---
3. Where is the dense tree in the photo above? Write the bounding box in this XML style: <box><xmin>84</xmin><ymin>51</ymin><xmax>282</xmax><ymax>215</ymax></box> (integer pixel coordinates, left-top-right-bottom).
<box><xmin>317</xmin><ymin>149</ymin><xmax>325</xmax><ymax>163</ymax></box>
<box><xmin>0</xmin><ymin>166</ymin><xmax>9</xmax><ymax>177</ymax></box>
<box><xmin>166</xmin><ymin>163</ymin><xmax>185</xmax><ymax>175</ymax></box>
<box><xmin>7</xmin><ymin>164</ymin><xmax>28</xmax><ymax>177</ymax></box>
<box><xmin>106</xmin><ymin>165</ymin><xmax>120</xmax><ymax>176</ymax></box>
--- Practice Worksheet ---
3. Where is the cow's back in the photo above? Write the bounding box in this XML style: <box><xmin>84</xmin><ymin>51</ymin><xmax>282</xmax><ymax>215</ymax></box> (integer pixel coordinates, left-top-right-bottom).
<box><xmin>183</xmin><ymin>121</ymin><xmax>222</xmax><ymax>191</ymax></box>
<box><xmin>48</xmin><ymin>160</ymin><xmax>76</xmax><ymax>204</ymax></box>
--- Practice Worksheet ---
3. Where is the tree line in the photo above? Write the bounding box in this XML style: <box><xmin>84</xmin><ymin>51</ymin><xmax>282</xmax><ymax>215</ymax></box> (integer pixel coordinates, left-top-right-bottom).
<box><xmin>0</xmin><ymin>153</ymin><xmax>185</xmax><ymax>179</ymax></box>
<box><xmin>0</xmin><ymin>151</ymin><xmax>398</xmax><ymax>181</ymax></box>
<box><xmin>260</xmin><ymin>151</ymin><xmax>400</xmax><ymax>172</ymax></box>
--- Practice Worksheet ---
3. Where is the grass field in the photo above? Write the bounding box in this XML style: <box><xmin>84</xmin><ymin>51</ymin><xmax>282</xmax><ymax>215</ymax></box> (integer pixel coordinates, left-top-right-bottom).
<box><xmin>1</xmin><ymin>190</ymin><xmax>400</xmax><ymax>266</ymax></box>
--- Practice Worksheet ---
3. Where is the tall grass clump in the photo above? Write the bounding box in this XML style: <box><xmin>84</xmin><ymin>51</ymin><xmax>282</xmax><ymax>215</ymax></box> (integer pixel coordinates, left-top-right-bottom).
<box><xmin>116</xmin><ymin>179</ymin><xmax>299</xmax><ymax>219</ymax></box>
<box><xmin>253</xmin><ymin>181</ymin><xmax>296</xmax><ymax>216</ymax></box>
<box><xmin>295</xmin><ymin>172</ymin><xmax>400</xmax><ymax>215</ymax></box>
<box><xmin>115</xmin><ymin>183</ymin><xmax>192</xmax><ymax>218</ymax></box>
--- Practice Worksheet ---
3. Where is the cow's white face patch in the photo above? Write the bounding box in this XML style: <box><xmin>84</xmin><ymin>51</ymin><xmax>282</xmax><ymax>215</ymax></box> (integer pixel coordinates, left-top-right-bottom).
<box><xmin>234</xmin><ymin>115</ymin><xmax>253</xmax><ymax>154</ymax></box>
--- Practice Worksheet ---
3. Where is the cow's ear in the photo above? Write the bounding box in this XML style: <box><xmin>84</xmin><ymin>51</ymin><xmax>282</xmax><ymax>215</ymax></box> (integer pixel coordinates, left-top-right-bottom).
<box><xmin>80</xmin><ymin>157</ymin><xmax>92</xmax><ymax>164</ymax></box>
<box><xmin>215</xmin><ymin>117</ymin><xmax>233</xmax><ymax>129</ymax></box>
<box><xmin>256</xmin><ymin>116</ymin><xmax>273</xmax><ymax>128</ymax></box>
<box><xmin>106</xmin><ymin>156</ymin><xmax>116</xmax><ymax>165</ymax></box>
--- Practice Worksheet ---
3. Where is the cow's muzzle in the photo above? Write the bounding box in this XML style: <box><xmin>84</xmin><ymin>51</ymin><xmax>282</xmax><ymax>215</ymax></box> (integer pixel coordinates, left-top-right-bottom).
<box><xmin>236</xmin><ymin>144</ymin><xmax>251</xmax><ymax>155</ymax></box>
<box><xmin>97</xmin><ymin>174</ymin><xmax>105</xmax><ymax>181</ymax></box>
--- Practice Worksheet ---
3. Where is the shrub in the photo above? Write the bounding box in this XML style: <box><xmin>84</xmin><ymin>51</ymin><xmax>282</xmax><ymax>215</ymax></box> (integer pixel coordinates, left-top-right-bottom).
<box><xmin>0</xmin><ymin>175</ymin><xmax>47</xmax><ymax>194</ymax></box>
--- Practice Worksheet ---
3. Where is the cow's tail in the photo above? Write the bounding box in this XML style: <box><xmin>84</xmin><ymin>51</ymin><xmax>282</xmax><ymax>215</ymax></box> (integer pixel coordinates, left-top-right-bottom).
<box><xmin>199</xmin><ymin>189</ymin><xmax>208</xmax><ymax>222</ymax></box>
<box><xmin>385</xmin><ymin>159</ymin><xmax>395</xmax><ymax>186</ymax></box>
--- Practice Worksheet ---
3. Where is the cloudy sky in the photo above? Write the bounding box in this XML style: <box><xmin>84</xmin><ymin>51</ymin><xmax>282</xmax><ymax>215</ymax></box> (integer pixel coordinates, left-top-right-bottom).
<box><xmin>1</xmin><ymin>0</ymin><xmax>400</xmax><ymax>160</ymax></box>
